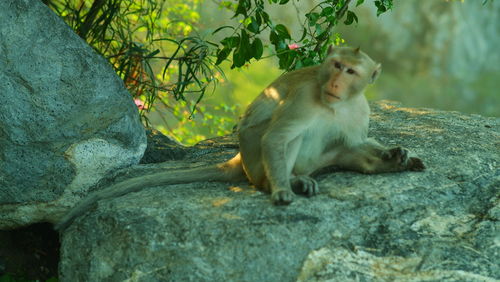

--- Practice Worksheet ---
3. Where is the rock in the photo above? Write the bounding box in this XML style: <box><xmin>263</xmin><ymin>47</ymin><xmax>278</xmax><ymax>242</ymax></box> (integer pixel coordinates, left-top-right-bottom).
<box><xmin>59</xmin><ymin>101</ymin><xmax>499</xmax><ymax>281</ymax></box>
<box><xmin>0</xmin><ymin>0</ymin><xmax>146</xmax><ymax>228</ymax></box>
<box><xmin>297</xmin><ymin>246</ymin><xmax>497</xmax><ymax>281</ymax></box>
<box><xmin>140</xmin><ymin>129</ymin><xmax>239</xmax><ymax>165</ymax></box>
<box><xmin>140</xmin><ymin>129</ymin><xmax>188</xmax><ymax>164</ymax></box>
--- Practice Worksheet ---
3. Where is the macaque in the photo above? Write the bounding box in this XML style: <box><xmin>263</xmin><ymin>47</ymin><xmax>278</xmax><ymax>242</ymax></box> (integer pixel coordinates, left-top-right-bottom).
<box><xmin>55</xmin><ymin>46</ymin><xmax>424</xmax><ymax>231</ymax></box>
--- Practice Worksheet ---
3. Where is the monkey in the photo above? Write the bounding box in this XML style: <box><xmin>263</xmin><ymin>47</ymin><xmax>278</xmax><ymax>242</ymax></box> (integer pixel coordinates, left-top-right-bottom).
<box><xmin>55</xmin><ymin>46</ymin><xmax>424</xmax><ymax>231</ymax></box>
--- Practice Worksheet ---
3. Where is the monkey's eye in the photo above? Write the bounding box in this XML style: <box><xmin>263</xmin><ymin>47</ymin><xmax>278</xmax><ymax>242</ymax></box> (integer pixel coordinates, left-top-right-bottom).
<box><xmin>346</xmin><ymin>68</ymin><xmax>356</xmax><ymax>75</ymax></box>
<box><xmin>334</xmin><ymin>62</ymin><xmax>342</xmax><ymax>69</ymax></box>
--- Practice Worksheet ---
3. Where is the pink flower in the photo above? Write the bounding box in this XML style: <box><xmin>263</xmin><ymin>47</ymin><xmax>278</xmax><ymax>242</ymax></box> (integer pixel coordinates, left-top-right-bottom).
<box><xmin>288</xmin><ymin>43</ymin><xmax>300</xmax><ymax>50</ymax></box>
<box><xmin>134</xmin><ymin>99</ymin><xmax>146</xmax><ymax>110</ymax></box>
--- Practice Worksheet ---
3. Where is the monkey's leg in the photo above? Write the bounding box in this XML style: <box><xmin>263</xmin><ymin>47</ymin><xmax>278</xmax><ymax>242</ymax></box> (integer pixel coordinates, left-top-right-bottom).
<box><xmin>334</xmin><ymin>139</ymin><xmax>425</xmax><ymax>174</ymax></box>
<box><xmin>238</xmin><ymin>119</ymin><xmax>271</xmax><ymax>187</ymax></box>
<box><xmin>379</xmin><ymin>146</ymin><xmax>425</xmax><ymax>172</ymax></box>
<box><xmin>262</xmin><ymin>133</ymin><xmax>306</xmax><ymax>205</ymax></box>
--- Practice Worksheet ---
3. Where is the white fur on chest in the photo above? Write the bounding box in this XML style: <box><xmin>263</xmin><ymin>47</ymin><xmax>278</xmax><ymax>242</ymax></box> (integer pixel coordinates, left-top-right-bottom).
<box><xmin>328</xmin><ymin>95</ymin><xmax>370</xmax><ymax>146</ymax></box>
<box><xmin>293</xmin><ymin>95</ymin><xmax>369</xmax><ymax>174</ymax></box>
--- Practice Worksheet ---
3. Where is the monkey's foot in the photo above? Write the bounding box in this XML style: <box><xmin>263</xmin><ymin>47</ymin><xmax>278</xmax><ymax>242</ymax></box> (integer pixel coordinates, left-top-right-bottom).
<box><xmin>407</xmin><ymin>157</ymin><xmax>425</xmax><ymax>171</ymax></box>
<box><xmin>291</xmin><ymin>175</ymin><xmax>319</xmax><ymax>197</ymax></box>
<box><xmin>383</xmin><ymin>147</ymin><xmax>425</xmax><ymax>171</ymax></box>
<box><xmin>271</xmin><ymin>189</ymin><xmax>294</xmax><ymax>205</ymax></box>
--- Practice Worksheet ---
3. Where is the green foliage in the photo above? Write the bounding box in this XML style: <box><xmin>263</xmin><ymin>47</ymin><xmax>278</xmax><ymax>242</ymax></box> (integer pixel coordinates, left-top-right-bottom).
<box><xmin>45</xmin><ymin>0</ymin><xmax>393</xmax><ymax>144</ymax></box>
<box><xmin>216</xmin><ymin>0</ymin><xmax>393</xmax><ymax>70</ymax></box>
<box><xmin>374</xmin><ymin>0</ymin><xmax>393</xmax><ymax>16</ymax></box>
<box><xmin>161</xmin><ymin>100</ymin><xmax>240</xmax><ymax>144</ymax></box>
<box><xmin>45</xmin><ymin>0</ymin><xmax>217</xmax><ymax>128</ymax></box>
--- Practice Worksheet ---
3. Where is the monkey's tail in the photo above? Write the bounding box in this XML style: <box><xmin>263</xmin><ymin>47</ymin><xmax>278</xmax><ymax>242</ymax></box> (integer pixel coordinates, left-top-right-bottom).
<box><xmin>55</xmin><ymin>154</ymin><xmax>245</xmax><ymax>231</ymax></box>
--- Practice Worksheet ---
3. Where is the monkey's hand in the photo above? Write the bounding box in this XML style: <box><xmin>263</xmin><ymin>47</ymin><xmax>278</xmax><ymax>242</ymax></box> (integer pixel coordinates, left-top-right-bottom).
<box><xmin>271</xmin><ymin>188</ymin><xmax>295</xmax><ymax>205</ymax></box>
<box><xmin>290</xmin><ymin>175</ymin><xmax>319</xmax><ymax>197</ymax></box>
<box><xmin>382</xmin><ymin>147</ymin><xmax>425</xmax><ymax>171</ymax></box>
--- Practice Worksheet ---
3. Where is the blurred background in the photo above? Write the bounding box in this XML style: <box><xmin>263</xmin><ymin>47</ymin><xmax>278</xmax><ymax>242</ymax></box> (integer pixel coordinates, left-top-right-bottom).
<box><xmin>149</xmin><ymin>0</ymin><xmax>499</xmax><ymax>144</ymax></box>
<box><xmin>48</xmin><ymin>0</ymin><xmax>500</xmax><ymax>144</ymax></box>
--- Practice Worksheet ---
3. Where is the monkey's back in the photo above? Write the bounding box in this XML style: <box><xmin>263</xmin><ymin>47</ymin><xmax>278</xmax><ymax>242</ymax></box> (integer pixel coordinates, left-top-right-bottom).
<box><xmin>238</xmin><ymin>65</ymin><xmax>321</xmax><ymax>133</ymax></box>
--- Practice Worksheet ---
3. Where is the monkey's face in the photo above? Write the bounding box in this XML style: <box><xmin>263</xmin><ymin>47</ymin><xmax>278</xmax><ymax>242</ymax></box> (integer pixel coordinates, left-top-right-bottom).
<box><xmin>319</xmin><ymin>47</ymin><xmax>381</xmax><ymax>106</ymax></box>
<box><xmin>320</xmin><ymin>59</ymin><xmax>362</xmax><ymax>104</ymax></box>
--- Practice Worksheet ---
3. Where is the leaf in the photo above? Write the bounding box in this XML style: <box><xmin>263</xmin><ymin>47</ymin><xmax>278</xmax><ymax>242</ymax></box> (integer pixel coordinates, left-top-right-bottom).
<box><xmin>252</xmin><ymin>38</ymin><xmax>263</xmax><ymax>59</ymax></box>
<box><xmin>239</xmin><ymin>30</ymin><xmax>252</xmax><ymax>60</ymax></box>
<box><xmin>320</xmin><ymin>7</ymin><xmax>334</xmax><ymax>17</ymax></box>
<box><xmin>212</xmin><ymin>25</ymin><xmax>235</xmax><ymax>35</ymax></box>
<box><xmin>278</xmin><ymin>51</ymin><xmax>296</xmax><ymax>70</ymax></box>
<box><xmin>314</xmin><ymin>24</ymin><xmax>324</xmax><ymax>39</ymax></box>
<box><xmin>247</xmin><ymin>16</ymin><xmax>260</xmax><ymax>33</ymax></box>
<box><xmin>143</xmin><ymin>60</ymin><xmax>156</xmax><ymax>90</ymax></box>
<box><xmin>221</xmin><ymin>36</ymin><xmax>240</xmax><ymax>48</ymax></box>
<box><xmin>374</xmin><ymin>0</ymin><xmax>393</xmax><ymax>16</ymax></box>
<box><xmin>162</xmin><ymin>42</ymin><xmax>182</xmax><ymax>79</ymax></box>
<box><xmin>232</xmin><ymin>48</ymin><xmax>245</xmax><ymax>68</ymax></box>
<box><xmin>215</xmin><ymin>47</ymin><xmax>232</xmax><ymax>65</ymax></box>
<box><xmin>306</xmin><ymin>12</ymin><xmax>320</xmax><ymax>26</ymax></box>
<box><xmin>270</xmin><ymin>30</ymin><xmax>279</xmax><ymax>45</ymax></box>
<box><xmin>275</xmin><ymin>24</ymin><xmax>291</xmax><ymax>40</ymax></box>
<box><xmin>145</xmin><ymin>49</ymin><xmax>160</xmax><ymax>58</ymax></box>
<box><xmin>294</xmin><ymin>59</ymin><xmax>303</xmax><ymax>70</ymax></box>
<box><xmin>260</xmin><ymin>11</ymin><xmax>270</xmax><ymax>23</ymax></box>
<box><xmin>301</xmin><ymin>56</ymin><xmax>316</xmax><ymax>67</ymax></box>
<box><xmin>315</xmin><ymin>29</ymin><xmax>329</xmax><ymax>41</ymax></box>
<box><xmin>230</xmin><ymin>30</ymin><xmax>252</xmax><ymax>68</ymax></box>
<box><xmin>233</xmin><ymin>0</ymin><xmax>250</xmax><ymax>18</ymax></box>
<box><xmin>356</xmin><ymin>0</ymin><xmax>364</xmax><ymax>6</ymax></box>
<box><xmin>255</xmin><ymin>12</ymin><xmax>262</xmax><ymax>26</ymax></box>
<box><xmin>344</xmin><ymin>11</ymin><xmax>358</xmax><ymax>25</ymax></box>
<box><xmin>255</xmin><ymin>0</ymin><xmax>264</xmax><ymax>9</ymax></box>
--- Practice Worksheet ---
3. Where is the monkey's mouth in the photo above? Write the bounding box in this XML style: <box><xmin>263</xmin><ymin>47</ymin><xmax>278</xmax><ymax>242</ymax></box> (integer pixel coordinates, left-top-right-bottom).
<box><xmin>324</xmin><ymin>91</ymin><xmax>340</xmax><ymax>100</ymax></box>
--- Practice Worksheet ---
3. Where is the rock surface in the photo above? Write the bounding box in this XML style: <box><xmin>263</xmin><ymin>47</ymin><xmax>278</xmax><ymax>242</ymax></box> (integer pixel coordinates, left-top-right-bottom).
<box><xmin>59</xmin><ymin>101</ymin><xmax>499</xmax><ymax>281</ymax></box>
<box><xmin>0</xmin><ymin>0</ymin><xmax>146</xmax><ymax>228</ymax></box>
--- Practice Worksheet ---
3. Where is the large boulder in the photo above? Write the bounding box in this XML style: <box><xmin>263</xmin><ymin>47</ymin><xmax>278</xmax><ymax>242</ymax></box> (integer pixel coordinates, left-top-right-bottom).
<box><xmin>0</xmin><ymin>0</ymin><xmax>146</xmax><ymax>228</ymax></box>
<box><xmin>59</xmin><ymin>102</ymin><xmax>499</xmax><ymax>281</ymax></box>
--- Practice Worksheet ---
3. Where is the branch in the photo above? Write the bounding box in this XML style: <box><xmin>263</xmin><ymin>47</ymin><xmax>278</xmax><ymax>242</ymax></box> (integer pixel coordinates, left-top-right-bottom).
<box><xmin>336</xmin><ymin>0</ymin><xmax>353</xmax><ymax>19</ymax></box>
<box><xmin>313</xmin><ymin>0</ymin><xmax>352</xmax><ymax>53</ymax></box>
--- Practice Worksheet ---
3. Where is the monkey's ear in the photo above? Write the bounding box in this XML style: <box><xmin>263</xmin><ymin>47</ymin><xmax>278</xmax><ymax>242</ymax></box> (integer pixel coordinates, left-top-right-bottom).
<box><xmin>370</xmin><ymin>63</ymin><xmax>382</xmax><ymax>83</ymax></box>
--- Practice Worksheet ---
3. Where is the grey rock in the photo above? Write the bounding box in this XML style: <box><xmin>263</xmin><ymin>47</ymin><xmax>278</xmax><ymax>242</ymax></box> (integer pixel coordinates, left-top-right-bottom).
<box><xmin>140</xmin><ymin>129</ymin><xmax>188</xmax><ymax>164</ymax></box>
<box><xmin>59</xmin><ymin>101</ymin><xmax>499</xmax><ymax>281</ymax></box>
<box><xmin>0</xmin><ymin>0</ymin><xmax>146</xmax><ymax>228</ymax></box>
<box><xmin>140</xmin><ymin>129</ymin><xmax>238</xmax><ymax>164</ymax></box>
